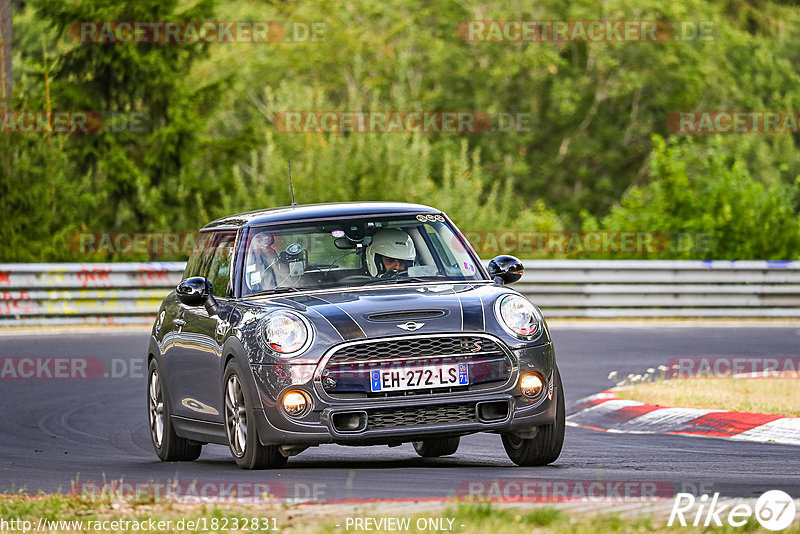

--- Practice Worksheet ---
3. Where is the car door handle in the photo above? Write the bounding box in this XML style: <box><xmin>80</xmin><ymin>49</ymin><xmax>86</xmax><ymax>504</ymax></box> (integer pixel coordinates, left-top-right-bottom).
<box><xmin>173</xmin><ymin>318</ymin><xmax>186</xmax><ymax>327</ymax></box>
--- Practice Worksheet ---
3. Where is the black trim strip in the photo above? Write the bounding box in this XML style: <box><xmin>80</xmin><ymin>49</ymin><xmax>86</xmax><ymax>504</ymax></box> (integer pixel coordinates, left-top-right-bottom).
<box><xmin>459</xmin><ymin>293</ymin><xmax>486</xmax><ymax>332</ymax></box>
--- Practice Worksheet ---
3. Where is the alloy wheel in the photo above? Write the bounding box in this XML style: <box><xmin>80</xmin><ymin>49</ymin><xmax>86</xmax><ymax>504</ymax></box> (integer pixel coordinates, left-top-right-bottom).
<box><xmin>148</xmin><ymin>370</ymin><xmax>165</xmax><ymax>448</ymax></box>
<box><xmin>225</xmin><ymin>374</ymin><xmax>248</xmax><ymax>457</ymax></box>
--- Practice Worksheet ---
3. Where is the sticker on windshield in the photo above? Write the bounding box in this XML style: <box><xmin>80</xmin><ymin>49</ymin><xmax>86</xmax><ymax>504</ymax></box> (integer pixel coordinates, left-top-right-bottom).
<box><xmin>416</xmin><ymin>215</ymin><xmax>427</xmax><ymax>222</ymax></box>
<box><xmin>463</xmin><ymin>262</ymin><xmax>476</xmax><ymax>273</ymax></box>
<box><xmin>434</xmin><ymin>215</ymin><xmax>445</xmax><ymax>222</ymax></box>
<box><xmin>331</xmin><ymin>230</ymin><xmax>345</xmax><ymax>238</ymax></box>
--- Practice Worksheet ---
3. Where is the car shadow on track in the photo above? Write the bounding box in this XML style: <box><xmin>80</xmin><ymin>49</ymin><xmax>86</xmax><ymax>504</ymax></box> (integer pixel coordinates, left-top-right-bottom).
<box><xmin>185</xmin><ymin>456</ymin><xmax>566</xmax><ymax>471</ymax></box>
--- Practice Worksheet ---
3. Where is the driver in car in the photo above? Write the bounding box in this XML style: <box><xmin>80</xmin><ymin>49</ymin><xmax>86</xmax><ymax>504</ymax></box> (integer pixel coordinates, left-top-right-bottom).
<box><xmin>366</xmin><ymin>228</ymin><xmax>416</xmax><ymax>278</ymax></box>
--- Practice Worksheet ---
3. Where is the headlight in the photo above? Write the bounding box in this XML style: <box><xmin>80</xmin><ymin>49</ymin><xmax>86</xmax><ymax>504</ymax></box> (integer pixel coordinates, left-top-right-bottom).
<box><xmin>495</xmin><ymin>294</ymin><xmax>542</xmax><ymax>340</ymax></box>
<box><xmin>260</xmin><ymin>311</ymin><xmax>313</xmax><ymax>357</ymax></box>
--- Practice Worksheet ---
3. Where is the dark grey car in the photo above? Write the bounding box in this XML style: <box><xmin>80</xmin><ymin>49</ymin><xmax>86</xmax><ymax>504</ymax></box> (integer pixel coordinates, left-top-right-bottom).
<box><xmin>146</xmin><ymin>202</ymin><xmax>564</xmax><ymax>469</ymax></box>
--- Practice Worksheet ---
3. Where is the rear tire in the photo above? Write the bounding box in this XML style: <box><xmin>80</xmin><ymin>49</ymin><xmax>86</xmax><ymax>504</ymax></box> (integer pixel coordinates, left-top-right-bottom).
<box><xmin>223</xmin><ymin>361</ymin><xmax>288</xmax><ymax>470</ymax></box>
<box><xmin>147</xmin><ymin>359</ymin><xmax>202</xmax><ymax>462</ymax></box>
<box><xmin>413</xmin><ymin>436</ymin><xmax>460</xmax><ymax>457</ymax></box>
<box><xmin>502</xmin><ymin>367</ymin><xmax>565</xmax><ymax>466</ymax></box>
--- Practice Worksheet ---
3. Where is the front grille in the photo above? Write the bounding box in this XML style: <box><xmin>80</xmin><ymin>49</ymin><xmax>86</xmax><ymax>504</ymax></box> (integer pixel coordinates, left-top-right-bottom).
<box><xmin>366</xmin><ymin>402</ymin><xmax>476</xmax><ymax>430</ymax></box>
<box><xmin>326</xmin><ymin>335</ymin><xmax>506</xmax><ymax>366</ymax></box>
<box><xmin>320</xmin><ymin>335</ymin><xmax>514</xmax><ymax>399</ymax></box>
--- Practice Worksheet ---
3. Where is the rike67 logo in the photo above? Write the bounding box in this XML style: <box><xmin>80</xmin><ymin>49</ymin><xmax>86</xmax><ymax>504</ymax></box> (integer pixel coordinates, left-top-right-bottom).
<box><xmin>669</xmin><ymin>490</ymin><xmax>796</xmax><ymax>531</ymax></box>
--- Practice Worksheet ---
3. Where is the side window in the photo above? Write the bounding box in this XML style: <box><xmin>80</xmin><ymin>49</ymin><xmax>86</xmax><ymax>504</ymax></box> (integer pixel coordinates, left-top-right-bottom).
<box><xmin>206</xmin><ymin>231</ymin><xmax>237</xmax><ymax>297</ymax></box>
<box><xmin>183</xmin><ymin>232</ymin><xmax>213</xmax><ymax>279</ymax></box>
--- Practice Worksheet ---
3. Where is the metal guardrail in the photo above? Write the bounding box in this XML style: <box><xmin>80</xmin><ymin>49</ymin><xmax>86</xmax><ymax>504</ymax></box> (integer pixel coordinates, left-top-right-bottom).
<box><xmin>519</xmin><ymin>260</ymin><xmax>800</xmax><ymax>317</ymax></box>
<box><xmin>0</xmin><ymin>263</ymin><xmax>184</xmax><ymax>326</ymax></box>
<box><xmin>1</xmin><ymin>260</ymin><xmax>799</xmax><ymax>325</ymax></box>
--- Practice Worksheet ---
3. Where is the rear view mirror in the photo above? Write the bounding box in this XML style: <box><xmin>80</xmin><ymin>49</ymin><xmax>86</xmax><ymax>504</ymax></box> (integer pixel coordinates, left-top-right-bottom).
<box><xmin>334</xmin><ymin>237</ymin><xmax>354</xmax><ymax>249</ymax></box>
<box><xmin>334</xmin><ymin>236</ymin><xmax>372</xmax><ymax>249</ymax></box>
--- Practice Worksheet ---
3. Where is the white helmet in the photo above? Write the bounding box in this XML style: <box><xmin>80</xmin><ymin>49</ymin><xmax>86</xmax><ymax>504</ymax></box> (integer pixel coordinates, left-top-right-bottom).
<box><xmin>366</xmin><ymin>229</ymin><xmax>416</xmax><ymax>277</ymax></box>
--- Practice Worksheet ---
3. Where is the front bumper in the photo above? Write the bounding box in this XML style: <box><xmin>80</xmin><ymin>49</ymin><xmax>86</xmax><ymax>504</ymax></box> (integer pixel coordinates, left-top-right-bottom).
<box><xmin>249</xmin><ymin>337</ymin><xmax>557</xmax><ymax>447</ymax></box>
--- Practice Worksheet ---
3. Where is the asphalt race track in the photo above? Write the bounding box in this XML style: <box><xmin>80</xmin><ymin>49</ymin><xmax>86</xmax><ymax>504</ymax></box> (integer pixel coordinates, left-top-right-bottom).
<box><xmin>1</xmin><ymin>325</ymin><xmax>798</xmax><ymax>501</ymax></box>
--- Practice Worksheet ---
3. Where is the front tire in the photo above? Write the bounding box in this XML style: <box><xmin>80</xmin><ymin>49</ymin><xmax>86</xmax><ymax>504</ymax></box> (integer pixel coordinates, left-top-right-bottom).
<box><xmin>502</xmin><ymin>368</ymin><xmax>565</xmax><ymax>466</ymax></box>
<box><xmin>223</xmin><ymin>361</ymin><xmax>287</xmax><ymax>470</ymax></box>
<box><xmin>147</xmin><ymin>359</ymin><xmax>202</xmax><ymax>462</ymax></box>
<box><xmin>413</xmin><ymin>436</ymin><xmax>460</xmax><ymax>457</ymax></box>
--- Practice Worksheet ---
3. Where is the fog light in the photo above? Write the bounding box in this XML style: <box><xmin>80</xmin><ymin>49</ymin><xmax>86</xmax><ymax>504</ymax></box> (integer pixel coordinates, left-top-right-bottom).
<box><xmin>520</xmin><ymin>373</ymin><xmax>544</xmax><ymax>398</ymax></box>
<box><xmin>282</xmin><ymin>391</ymin><xmax>309</xmax><ymax>417</ymax></box>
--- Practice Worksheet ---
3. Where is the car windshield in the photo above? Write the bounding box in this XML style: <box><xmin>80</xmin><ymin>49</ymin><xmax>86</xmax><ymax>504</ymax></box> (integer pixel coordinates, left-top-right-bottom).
<box><xmin>241</xmin><ymin>214</ymin><xmax>484</xmax><ymax>295</ymax></box>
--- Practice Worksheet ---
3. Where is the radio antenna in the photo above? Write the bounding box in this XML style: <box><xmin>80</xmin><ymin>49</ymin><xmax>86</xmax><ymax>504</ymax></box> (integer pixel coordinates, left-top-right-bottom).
<box><xmin>287</xmin><ymin>158</ymin><xmax>298</xmax><ymax>206</ymax></box>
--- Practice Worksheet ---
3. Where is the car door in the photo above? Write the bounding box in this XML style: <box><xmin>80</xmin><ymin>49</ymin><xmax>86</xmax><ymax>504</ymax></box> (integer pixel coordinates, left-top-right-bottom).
<box><xmin>162</xmin><ymin>231</ymin><xmax>211</xmax><ymax>418</ymax></box>
<box><xmin>170</xmin><ymin>230</ymin><xmax>237</xmax><ymax>423</ymax></box>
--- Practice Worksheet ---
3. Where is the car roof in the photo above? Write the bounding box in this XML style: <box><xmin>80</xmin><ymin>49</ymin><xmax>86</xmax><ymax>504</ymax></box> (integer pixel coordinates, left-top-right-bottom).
<box><xmin>201</xmin><ymin>201</ymin><xmax>442</xmax><ymax>230</ymax></box>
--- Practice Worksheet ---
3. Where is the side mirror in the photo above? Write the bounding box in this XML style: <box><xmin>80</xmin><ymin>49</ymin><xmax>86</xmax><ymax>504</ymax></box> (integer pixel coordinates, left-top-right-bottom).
<box><xmin>487</xmin><ymin>255</ymin><xmax>524</xmax><ymax>285</ymax></box>
<box><xmin>176</xmin><ymin>277</ymin><xmax>219</xmax><ymax>314</ymax></box>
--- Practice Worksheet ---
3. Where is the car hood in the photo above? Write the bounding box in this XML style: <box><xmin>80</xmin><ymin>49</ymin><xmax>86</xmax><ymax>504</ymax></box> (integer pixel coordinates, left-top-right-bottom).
<box><xmin>255</xmin><ymin>282</ymin><xmax>509</xmax><ymax>342</ymax></box>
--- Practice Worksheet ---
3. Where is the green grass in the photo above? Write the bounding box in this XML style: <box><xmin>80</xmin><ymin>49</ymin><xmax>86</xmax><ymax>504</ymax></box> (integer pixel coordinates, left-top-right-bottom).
<box><xmin>616</xmin><ymin>378</ymin><xmax>800</xmax><ymax>416</ymax></box>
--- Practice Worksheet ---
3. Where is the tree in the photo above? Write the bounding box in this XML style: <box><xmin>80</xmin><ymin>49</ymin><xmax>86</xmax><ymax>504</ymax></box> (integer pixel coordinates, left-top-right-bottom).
<box><xmin>0</xmin><ymin>0</ymin><xmax>10</xmax><ymax>106</ymax></box>
<box><xmin>30</xmin><ymin>0</ymin><xmax>229</xmax><ymax>234</ymax></box>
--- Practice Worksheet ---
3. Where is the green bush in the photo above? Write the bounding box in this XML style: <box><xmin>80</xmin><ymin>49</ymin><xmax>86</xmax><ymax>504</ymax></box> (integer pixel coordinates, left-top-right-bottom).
<box><xmin>596</xmin><ymin>135</ymin><xmax>800</xmax><ymax>259</ymax></box>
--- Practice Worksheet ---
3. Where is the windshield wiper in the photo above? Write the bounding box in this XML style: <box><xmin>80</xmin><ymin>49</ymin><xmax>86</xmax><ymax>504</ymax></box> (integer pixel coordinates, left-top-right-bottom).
<box><xmin>247</xmin><ymin>286</ymin><xmax>302</xmax><ymax>297</ymax></box>
<box><xmin>364</xmin><ymin>277</ymin><xmax>433</xmax><ymax>286</ymax></box>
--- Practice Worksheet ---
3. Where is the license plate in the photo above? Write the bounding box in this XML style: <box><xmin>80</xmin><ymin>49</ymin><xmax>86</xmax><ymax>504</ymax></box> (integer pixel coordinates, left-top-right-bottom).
<box><xmin>370</xmin><ymin>364</ymin><xmax>469</xmax><ymax>393</ymax></box>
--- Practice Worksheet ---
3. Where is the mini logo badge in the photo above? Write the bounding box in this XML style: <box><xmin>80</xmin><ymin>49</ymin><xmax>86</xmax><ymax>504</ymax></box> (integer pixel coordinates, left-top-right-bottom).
<box><xmin>397</xmin><ymin>321</ymin><xmax>425</xmax><ymax>331</ymax></box>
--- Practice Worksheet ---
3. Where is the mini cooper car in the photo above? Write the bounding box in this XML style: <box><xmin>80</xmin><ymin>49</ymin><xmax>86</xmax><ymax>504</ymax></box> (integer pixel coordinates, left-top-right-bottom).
<box><xmin>146</xmin><ymin>202</ymin><xmax>564</xmax><ymax>469</ymax></box>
